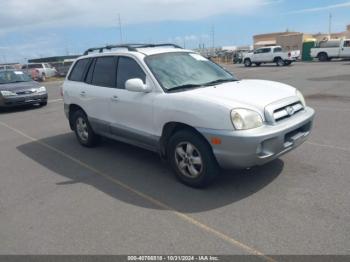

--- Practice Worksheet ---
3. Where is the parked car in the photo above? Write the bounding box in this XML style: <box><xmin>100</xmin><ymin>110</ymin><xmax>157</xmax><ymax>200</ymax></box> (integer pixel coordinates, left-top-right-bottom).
<box><xmin>63</xmin><ymin>44</ymin><xmax>315</xmax><ymax>187</ymax></box>
<box><xmin>0</xmin><ymin>70</ymin><xmax>48</xmax><ymax>107</ymax></box>
<box><xmin>243</xmin><ymin>46</ymin><xmax>296</xmax><ymax>67</ymax></box>
<box><xmin>53</xmin><ymin>59</ymin><xmax>76</xmax><ymax>77</ymax></box>
<box><xmin>22</xmin><ymin>63</ymin><xmax>57</xmax><ymax>81</ymax></box>
<box><xmin>310</xmin><ymin>39</ymin><xmax>350</xmax><ymax>61</ymax></box>
<box><xmin>0</xmin><ymin>65</ymin><xmax>16</xmax><ymax>71</ymax></box>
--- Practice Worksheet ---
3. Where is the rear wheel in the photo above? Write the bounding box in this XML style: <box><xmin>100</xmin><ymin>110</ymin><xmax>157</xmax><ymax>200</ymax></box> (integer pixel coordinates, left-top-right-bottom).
<box><xmin>318</xmin><ymin>52</ymin><xmax>328</xmax><ymax>62</ymax></box>
<box><xmin>39</xmin><ymin>101</ymin><xmax>47</xmax><ymax>106</ymax></box>
<box><xmin>168</xmin><ymin>130</ymin><xmax>220</xmax><ymax>188</ymax></box>
<box><xmin>284</xmin><ymin>61</ymin><xmax>292</xmax><ymax>66</ymax></box>
<box><xmin>276</xmin><ymin>58</ymin><xmax>284</xmax><ymax>66</ymax></box>
<box><xmin>41</xmin><ymin>73</ymin><xmax>46</xmax><ymax>82</ymax></box>
<box><xmin>244</xmin><ymin>59</ymin><xmax>252</xmax><ymax>67</ymax></box>
<box><xmin>255</xmin><ymin>62</ymin><xmax>261</xmax><ymax>66</ymax></box>
<box><xmin>72</xmin><ymin>110</ymin><xmax>99</xmax><ymax>147</ymax></box>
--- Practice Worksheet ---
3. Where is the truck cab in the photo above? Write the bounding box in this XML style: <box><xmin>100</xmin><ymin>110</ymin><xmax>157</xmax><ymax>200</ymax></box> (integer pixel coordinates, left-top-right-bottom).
<box><xmin>310</xmin><ymin>39</ymin><xmax>350</xmax><ymax>61</ymax></box>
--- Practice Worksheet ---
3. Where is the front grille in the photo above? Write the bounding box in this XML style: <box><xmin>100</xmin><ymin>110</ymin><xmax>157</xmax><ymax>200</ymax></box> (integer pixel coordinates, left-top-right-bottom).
<box><xmin>273</xmin><ymin>102</ymin><xmax>304</xmax><ymax>122</ymax></box>
<box><xmin>16</xmin><ymin>90</ymin><xmax>35</xmax><ymax>95</ymax></box>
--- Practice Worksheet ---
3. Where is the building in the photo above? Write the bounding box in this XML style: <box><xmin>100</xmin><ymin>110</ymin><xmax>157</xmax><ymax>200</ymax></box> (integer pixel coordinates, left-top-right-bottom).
<box><xmin>28</xmin><ymin>55</ymin><xmax>80</xmax><ymax>64</ymax></box>
<box><xmin>253</xmin><ymin>31</ymin><xmax>301</xmax><ymax>48</ymax></box>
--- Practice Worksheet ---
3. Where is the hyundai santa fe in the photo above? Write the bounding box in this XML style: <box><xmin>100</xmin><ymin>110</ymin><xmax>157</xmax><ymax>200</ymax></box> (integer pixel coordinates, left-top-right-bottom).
<box><xmin>63</xmin><ymin>44</ymin><xmax>315</xmax><ymax>187</ymax></box>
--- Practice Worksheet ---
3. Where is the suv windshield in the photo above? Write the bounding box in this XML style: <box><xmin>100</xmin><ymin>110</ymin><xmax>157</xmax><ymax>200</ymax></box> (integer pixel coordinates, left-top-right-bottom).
<box><xmin>0</xmin><ymin>71</ymin><xmax>32</xmax><ymax>84</ymax></box>
<box><xmin>145</xmin><ymin>52</ymin><xmax>236</xmax><ymax>91</ymax></box>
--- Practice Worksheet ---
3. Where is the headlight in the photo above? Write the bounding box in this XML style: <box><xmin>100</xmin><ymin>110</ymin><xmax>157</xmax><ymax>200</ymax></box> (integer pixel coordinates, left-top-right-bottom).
<box><xmin>296</xmin><ymin>90</ymin><xmax>306</xmax><ymax>107</ymax></box>
<box><xmin>36</xmin><ymin>86</ymin><xmax>46</xmax><ymax>93</ymax></box>
<box><xmin>231</xmin><ymin>109</ymin><xmax>263</xmax><ymax>130</ymax></box>
<box><xmin>0</xmin><ymin>90</ymin><xmax>17</xmax><ymax>97</ymax></box>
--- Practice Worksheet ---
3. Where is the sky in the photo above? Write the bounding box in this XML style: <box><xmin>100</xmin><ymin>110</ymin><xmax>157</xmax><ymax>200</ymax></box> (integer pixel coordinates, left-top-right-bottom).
<box><xmin>0</xmin><ymin>0</ymin><xmax>349</xmax><ymax>63</ymax></box>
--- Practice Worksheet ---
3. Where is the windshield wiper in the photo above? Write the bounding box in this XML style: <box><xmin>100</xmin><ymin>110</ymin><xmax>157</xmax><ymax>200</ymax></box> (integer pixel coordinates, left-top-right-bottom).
<box><xmin>167</xmin><ymin>84</ymin><xmax>204</xmax><ymax>92</ymax></box>
<box><xmin>203</xmin><ymin>78</ymin><xmax>237</xmax><ymax>86</ymax></box>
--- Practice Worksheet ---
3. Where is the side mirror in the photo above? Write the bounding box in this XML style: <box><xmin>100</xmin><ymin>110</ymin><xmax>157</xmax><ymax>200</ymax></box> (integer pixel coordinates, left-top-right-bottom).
<box><xmin>125</xmin><ymin>78</ymin><xmax>151</xmax><ymax>93</ymax></box>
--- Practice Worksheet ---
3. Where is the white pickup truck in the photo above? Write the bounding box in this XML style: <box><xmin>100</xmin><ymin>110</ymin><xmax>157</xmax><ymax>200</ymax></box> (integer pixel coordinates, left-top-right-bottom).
<box><xmin>243</xmin><ymin>46</ymin><xmax>296</xmax><ymax>67</ymax></box>
<box><xmin>21</xmin><ymin>63</ymin><xmax>57</xmax><ymax>81</ymax></box>
<box><xmin>311</xmin><ymin>39</ymin><xmax>350</xmax><ymax>61</ymax></box>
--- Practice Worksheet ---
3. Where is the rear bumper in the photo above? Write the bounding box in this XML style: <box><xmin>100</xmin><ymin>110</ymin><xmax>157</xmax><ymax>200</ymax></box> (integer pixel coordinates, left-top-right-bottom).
<box><xmin>0</xmin><ymin>93</ymin><xmax>48</xmax><ymax>107</ymax></box>
<box><xmin>198</xmin><ymin>107</ymin><xmax>315</xmax><ymax>169</ymax></box>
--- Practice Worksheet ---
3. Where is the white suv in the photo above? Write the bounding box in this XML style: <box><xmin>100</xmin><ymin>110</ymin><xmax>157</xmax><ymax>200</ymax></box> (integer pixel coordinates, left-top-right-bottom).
<box><xmin>63</xmin><ymin>44</ymin><xmax>315</xmax><ymax>187</ymax></box>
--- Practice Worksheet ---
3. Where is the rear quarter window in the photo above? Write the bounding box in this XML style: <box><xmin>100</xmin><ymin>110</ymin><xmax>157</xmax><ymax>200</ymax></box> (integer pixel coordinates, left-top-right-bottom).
<box><xmin>69</xmin><ymin>59</ymin><xmax>90</xmax><ymax>82</ymax></box>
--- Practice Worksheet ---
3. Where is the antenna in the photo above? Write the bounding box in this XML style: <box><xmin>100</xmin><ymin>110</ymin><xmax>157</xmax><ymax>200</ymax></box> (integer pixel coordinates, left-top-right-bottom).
<box><xmin>211</xmin><ymin>24</ymin><xmax>215</xmax><ymax>55</ymax></box>
<box><xmin>118</xmin><ymin>14</ymin><xmax>123</xmax><ymax>44</ymax></box>
<box><xmin>329</xmin><ymin>13</ymin><xmax>332</xmax><ymax>37</ymax></box>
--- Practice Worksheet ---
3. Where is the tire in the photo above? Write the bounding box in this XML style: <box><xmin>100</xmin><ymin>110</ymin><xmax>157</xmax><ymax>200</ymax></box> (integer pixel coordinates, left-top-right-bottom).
<box><xmin>41</xmin><ymin>73</ymin><xmax>46</xmax><ymax>82</ymax></box>
<box><xmin>72</xmin><ymin>110</ymin><xmax>99</xmax><ymax>147</ymax></box>
<box><xmin>284</xmin><ymin>61</ymin><xmax>292</xmax><ymax>66</ymax></box>
<box><xmin>244</xmin><ymin>59</ymin><xmax>252</xmax><ymax>67</ymax></box>
<box><xmin>39</xmin><ymin>101</ymin><xmax>47</xmax><ymax>106</ymax></box>
<box><xmin>276</xmin><ymin>57</ymin><xmax>284</xmax><ymax>66</ymax></box>
<box><xmin>167</xmin><ymin>130</ymin><xmax>220</xmax><ymax>188</ymax></box>
<box><xmin>318</xmin><ymin>53</ymin><xmax>328</xmax><ymax>62</ymax></box>
<box><xmin>255</xmin><ymin>62</ymin><xmax>261</xmax><ymax>66</ymax></box>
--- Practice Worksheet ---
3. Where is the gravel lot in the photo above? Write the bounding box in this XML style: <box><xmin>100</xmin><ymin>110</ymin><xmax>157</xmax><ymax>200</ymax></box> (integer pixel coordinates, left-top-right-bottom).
<box><xmin>0</xmin><ymin>62</ymin><xmax>349</xmax><ymax>257</ymax></box>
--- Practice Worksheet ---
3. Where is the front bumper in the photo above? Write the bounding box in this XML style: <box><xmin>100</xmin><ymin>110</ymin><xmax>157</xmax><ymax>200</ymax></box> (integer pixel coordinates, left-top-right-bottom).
<box><xmin>0</xmin><ymin>93</ymin><xmax>48</xmax><ymax>107</ymax></box>
<box><xmin>198</xmin><ymin>107</ymin><xmax>315</xmax><ymax>169</ymax></box>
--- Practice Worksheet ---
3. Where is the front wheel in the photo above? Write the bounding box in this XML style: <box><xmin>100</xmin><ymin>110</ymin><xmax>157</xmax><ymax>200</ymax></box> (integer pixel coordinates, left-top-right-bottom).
<box><xmin>244</xmin><ymin>59</ymin><xmax>252</xmax><ymax>67</ymax></box>
<box><xmin>168</xmin><ymin>130</ymin><xmax>220</xmax><ymax>188</ymax></box>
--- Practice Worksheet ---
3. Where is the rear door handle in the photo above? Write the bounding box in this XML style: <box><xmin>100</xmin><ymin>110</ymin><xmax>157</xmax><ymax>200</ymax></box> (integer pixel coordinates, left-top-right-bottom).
<box><xmin>80</xmin><ymin>91</ymin><xmax>86</xmax><ymax>97</ymax></box>
<box><xmin>111</xmin><ymin>95</ymin><xmax>119</xmax><ymax>102</ymax></box>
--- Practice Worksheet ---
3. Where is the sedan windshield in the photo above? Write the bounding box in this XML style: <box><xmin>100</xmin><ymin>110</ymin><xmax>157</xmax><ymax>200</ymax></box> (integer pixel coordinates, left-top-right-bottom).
<box><xmin>0</xmin><ymin>71</ymin><xmax>32</xmax><ymax>84</ymax></box>
<box><xmin>145</xmin><ymin>52</ymin><xmax>237</xmax><ymax>91</ymax></box>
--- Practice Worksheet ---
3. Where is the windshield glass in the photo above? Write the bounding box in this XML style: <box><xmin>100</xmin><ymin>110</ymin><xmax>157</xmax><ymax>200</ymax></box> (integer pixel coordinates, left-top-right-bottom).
<box><xmin>0</xmin><ymin>71</ymin><xmax>32</xmax><ymax>84</ymax></box>
<box><xmin>145</xmin><ymin>52</ymin><xmax>236</xmax><ymax>91</ymax></box>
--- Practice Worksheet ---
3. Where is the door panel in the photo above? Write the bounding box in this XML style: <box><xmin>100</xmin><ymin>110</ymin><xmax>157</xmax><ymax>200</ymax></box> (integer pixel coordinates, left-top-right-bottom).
<box><xmin>341</xmin><ymin>41</ymin><xmax>350</xmax><ymax>57</ymax></box>
<box><xmin>83</xmin><ymin>56</ymin><xmax>118</xmax><ymax>134</ymax></box>
<box><xmin>109</xmin><ymin>56</ymin><xmax>157</xmax><ymax>149</ymax></box>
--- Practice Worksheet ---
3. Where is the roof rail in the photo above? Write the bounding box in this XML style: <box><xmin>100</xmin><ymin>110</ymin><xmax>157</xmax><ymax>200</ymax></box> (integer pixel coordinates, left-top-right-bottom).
<box><xmin>83</xmin><ymin>43</ymin><xmax>182</xmax><ymax>55</ymax></box>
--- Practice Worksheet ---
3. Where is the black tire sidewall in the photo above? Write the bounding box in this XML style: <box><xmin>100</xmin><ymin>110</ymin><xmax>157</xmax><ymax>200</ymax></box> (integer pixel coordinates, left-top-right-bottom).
<box><xmin>167</xmin><ymin>130</ymin><xmax>220</xmax><ymax>188</ymax></box>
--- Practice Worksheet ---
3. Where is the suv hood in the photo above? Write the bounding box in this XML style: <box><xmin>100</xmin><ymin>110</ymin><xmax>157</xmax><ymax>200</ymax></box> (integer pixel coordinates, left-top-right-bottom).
<box><xmin>186</xmin><ymin>79</ymin><xmax>297</xmax><ymax>112</ymax></box>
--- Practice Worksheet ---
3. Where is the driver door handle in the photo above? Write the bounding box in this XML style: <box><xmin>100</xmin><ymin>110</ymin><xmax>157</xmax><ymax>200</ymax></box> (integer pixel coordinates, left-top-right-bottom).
<box><xmin>80</xmin><ymin>91</ymin><xmax>86</xmax><ymax>97</ymax></box>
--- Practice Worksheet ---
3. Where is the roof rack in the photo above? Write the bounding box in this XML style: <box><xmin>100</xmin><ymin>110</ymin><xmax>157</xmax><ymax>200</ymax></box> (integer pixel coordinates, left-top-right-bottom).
<box><xmin>83</xmin><ymin>43</ymin><xmax>183</xmax><ymax>55</ymax></box>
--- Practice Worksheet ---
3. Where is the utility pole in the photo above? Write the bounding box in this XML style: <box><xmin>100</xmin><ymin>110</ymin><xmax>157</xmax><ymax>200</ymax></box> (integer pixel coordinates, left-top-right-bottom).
<box><xmin>211</xmin><ymin>25</ymin><xmax>215</xmax><ymax>56</ymax></box>
<box><xmin>329</xmin><ymin>13</ymin><xmax>332</xmax><ymax>37</ymax></box>
<box><xmin>118</xmin><ymin>14</ymin><xmax>123</xmax><ymax>44</ymax></box>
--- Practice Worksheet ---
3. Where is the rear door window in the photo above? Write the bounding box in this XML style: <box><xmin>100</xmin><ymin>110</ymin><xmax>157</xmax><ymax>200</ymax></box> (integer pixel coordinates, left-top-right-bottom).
<box><xmin>91</xmin><ymin>57</ymin><xmax>117</xmax><ymax>88</ymax></box>
<box><xmin>117</xmin><ymin>57</ymin><xmax>146</xmax><ymax>89</ymax></box>
<box><xmin>69</xmin><ymin>59</ymin><xmax>90</xmax><ymax>82</ymax></box>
